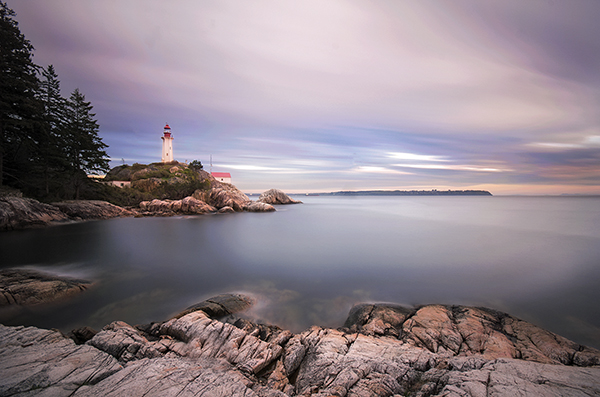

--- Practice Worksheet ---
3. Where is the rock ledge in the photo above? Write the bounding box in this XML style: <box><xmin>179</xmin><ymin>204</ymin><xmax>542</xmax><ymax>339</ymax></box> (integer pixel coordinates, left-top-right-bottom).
<box><xmin>1</xmin><ymin>297</ymin><xmax>599</xmax><ymax>396</ymax></box>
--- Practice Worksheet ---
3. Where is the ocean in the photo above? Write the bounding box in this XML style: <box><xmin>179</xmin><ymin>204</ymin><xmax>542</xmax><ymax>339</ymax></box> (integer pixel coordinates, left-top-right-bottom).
<box><xmin>1</xmin><ymin>195</ymin><xmax>599</xmax><ymax>349</ymax></box>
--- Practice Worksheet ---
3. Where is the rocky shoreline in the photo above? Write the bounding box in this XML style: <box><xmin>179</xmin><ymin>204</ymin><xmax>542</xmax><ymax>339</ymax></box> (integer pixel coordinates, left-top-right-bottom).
<box><xmin>1</xmin><ymin>293</ymin><xmax>599</xmax><ymax>396</ymax></box>
<box><xmin>0</xmin><ymin>187</ymin><xmax>299</xmax><ymax>231</ymax></box>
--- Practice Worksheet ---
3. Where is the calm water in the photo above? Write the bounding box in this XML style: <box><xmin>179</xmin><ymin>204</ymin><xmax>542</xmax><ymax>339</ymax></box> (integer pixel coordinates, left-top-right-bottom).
<box><xmin>1</xmin><ymin>196</ymin><xmax>599</xmax><ymax>349</ymax></box>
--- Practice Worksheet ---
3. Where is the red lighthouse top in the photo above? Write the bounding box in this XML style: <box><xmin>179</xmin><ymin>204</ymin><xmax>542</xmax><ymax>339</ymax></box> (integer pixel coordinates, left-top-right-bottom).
<box><xmin>163</xmin><ymin>123</ymin><xmax>171</xmax><ymax>137</ymax></box>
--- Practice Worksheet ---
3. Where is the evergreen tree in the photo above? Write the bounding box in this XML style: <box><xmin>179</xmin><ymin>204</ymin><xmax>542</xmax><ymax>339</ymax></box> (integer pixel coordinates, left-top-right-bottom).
<box><xmin>0</xmin><ymin>1</ymin><xmax>42</xmax><ymax>187</ymax></box>
<box><xmin>64</xmin><ymin>88</ymin><xmax>109</xmax><ymax>199</ymax></box>
<box><xmin>36</xmin><ymin>64</ymin><xmax>67</xmax><ymax>196</ymax></box>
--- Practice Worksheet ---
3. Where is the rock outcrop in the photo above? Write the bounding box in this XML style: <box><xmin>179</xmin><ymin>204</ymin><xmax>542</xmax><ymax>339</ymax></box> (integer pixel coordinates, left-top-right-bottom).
<box><xmin>1</xmin><ymin>172</ymin><xmax>284</xmax><ymax>230</ymax></box>
<box><xmin>207</xmin><ymin>185</ymin><xmax>252</xmax><ymax>211</ymax></box>
<box><xmin>0</xmin><ymin>268</ymin><xmax>91</xmax><ymax>306</ymax></box>
<box><xmin>53</xmin><ymin>200</ymin><xmax>134</xmax><ymax>220</ymax></box>
<box><xmin>258</xmin><ymin>189</ymin><xmax>302</xmax><ymax>205</ymax></box>
<box><xmin>138</xmin><ymin>197</ymin><xmax>217</xmax><ymax>215</ymax></box>
<box><xmin>0</xmin><ymin>197</ymin><xmax>133</xmax><ymax>231</ymax></box>
<box><xmin>1</xmin><ymin>296</ymin><xmax>599</xmax><ymax>396</ymax></box>
<box><xmin>0</xmin><ymin>197</ymin><xmax>69</xmax><ymax>230</ymax></box>
<box><xmin>342</xmin><ymin>303</ymin><xmax>600</xmax><ymax>367</ymax></box>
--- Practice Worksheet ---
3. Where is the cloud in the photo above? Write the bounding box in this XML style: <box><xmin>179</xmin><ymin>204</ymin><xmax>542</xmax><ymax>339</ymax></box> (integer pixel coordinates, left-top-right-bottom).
<box><xmin>388</xmin><ymin>152</ymin><xmax>449</xmax><ymax>162</ymax></box>
<box><xmin>393</xmin><ymin>164</ymin><xmax>507</xmax><ymax>173</ymax></box>
<box><xmin>353</xmin><ymin>166</ymin><xmax>413</xmax><ymax>175</ymax></box>
<box><xmin>10</xmin><ymin>0</ymin><xmax>600</xmax><ymax>194</ymax></box>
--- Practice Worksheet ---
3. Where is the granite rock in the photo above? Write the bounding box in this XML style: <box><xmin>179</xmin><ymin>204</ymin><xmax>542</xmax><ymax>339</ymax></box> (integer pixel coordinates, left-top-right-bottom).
<box><xmin>343</xmin><ymin>303</ymin><xmax>600</xmax><ymax>366</ymax></box>
<box><xmin>138</xmin><ymin>197</ymin><xmax>216</xmax><ymax>215</ymax></box>
<box><xmin>257</xmin><ymin>189</ymin><xmax>302</xmax><ymax>205</ymax></box>
<box><xmin>0</xmin><ymin>197</ymin><xmax>68</xmax><ymax>230</ymax></box>
<box><xmin>245</xmin><ymin>202</ymin><xmax>276</xmax><ymax>212</ymax></box>
<box><xmin>2</xmin><ymin>298</ymin><xmax>600</xmax><ymax>396</ymax></box>
<box><xmin>0</xmin><ymin>268</ymin><xmax>91</xmax><ymax>306</ymax></box>
<box><xmin>0</xmin><ymin>324</ymin><xmax>122</xmax><ymax>396</ymax></box>
<box><xmin>52</xmin><ymin>200</ymin><xmax>133</xmax><ymax>220</ymax></box>
<box><xmin>208</xmin><ymin>185</ymin><xmax>252</xmax><ymax>211</ymax></box>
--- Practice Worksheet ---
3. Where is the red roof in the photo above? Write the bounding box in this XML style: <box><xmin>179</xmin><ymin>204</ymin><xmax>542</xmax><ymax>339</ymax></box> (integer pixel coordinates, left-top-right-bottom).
<box><xmin>164</xmin><ymin>124</ymin><xmax>171</xmax><ymax>130</ymax></box>
<box><xmin>211</xmin><ymin>172</ymin><xmax>231</xmax><ymax>178</ymax></box>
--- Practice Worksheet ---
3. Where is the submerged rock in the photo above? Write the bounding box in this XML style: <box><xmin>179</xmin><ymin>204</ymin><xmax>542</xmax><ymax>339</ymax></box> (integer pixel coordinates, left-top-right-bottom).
<box><xmin>1</xmin><ymin>296</ymin><xmax>600</xmax><ymax>396</ymax></box>
<box><xmin>0</xmin><ymin>268</ymin><xmax>91</xmax><ymax>306</ymax></box>
<box><xmin>172</xmin><ymin>293</ymin><xmax>254</xmax><ymax>319</ymax></box>
<box><xmin>257</xmin><ymin>189</ymin><xmax>302</xmax><ymax>205</ymax></box>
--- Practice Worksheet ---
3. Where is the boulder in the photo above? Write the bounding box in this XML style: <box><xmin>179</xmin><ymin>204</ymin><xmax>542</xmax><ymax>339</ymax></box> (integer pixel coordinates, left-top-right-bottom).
<box><xmin>0</xmin><ymin>268</ymin><xmax>91</xmax><ymax>306</ymax></box>
<box><xmin>207</xmin><ymin>186</ymin><xmax>251</xmax><ymax>211</ymax></box>
<box><xmin>245</xmin><ymin>202</ymin><xmax>276</xmax><ymax>212</ymax></box>
<box><xmin>172</xmin><ymin>293</ymin><xmax>254</xmax><ymax>319</ymax></box>
<box><xmin>258</xmin><ymin>189</ymin><xmax>302</xmax><ymax>204</ymax></box>
<box><xmin>138</xmin><ymin>197</ymin><xmax>216</xmax><ymax>215</ymax></box>
<box><xmin>0</xmin><ymin>197</ymin><xmax>69</xmax><ymax>230</ymax></box>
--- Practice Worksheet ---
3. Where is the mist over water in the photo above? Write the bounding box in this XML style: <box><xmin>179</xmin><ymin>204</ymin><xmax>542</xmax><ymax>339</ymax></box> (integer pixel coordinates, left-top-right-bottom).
<box><xmin>1</xmin><ymin>196</ymin><xmax>599</xmax><ymax>349</ymax></box>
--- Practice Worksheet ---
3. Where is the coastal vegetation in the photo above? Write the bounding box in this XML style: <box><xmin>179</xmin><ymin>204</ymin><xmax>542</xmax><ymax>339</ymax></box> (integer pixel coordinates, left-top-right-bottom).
<box><xmin>100</xmin><ymin>161</ymin><xmax>211</xmax><ymax>206</ymax></box>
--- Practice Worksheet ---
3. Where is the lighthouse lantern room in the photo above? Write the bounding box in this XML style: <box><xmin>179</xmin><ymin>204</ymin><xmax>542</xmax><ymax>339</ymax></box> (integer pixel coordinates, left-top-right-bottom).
<box><xmin>161</xmin><ymin>123</ymin><xmax>174</xmax><ymax>163</ymax></box>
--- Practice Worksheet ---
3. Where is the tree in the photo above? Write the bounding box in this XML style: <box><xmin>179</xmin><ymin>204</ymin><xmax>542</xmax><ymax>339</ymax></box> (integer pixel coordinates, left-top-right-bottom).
<box><xmin>36</xmin><ymin>64</ymin><xmax>67</xmax><ymax>195</ymax></box>
<box><xmin>64</xmin><ymin>88</ymin><xmax>109</xmax><ymax>199</ymax></box>
<box><xmin>0</xmin><ymin>1</ymin><xmax>42</xmax><ymax>187</ymax></box>
<box><xmin>189</xmin><ymin>160</ymin><xmax>203</xmax><ymax>171</ymax></box>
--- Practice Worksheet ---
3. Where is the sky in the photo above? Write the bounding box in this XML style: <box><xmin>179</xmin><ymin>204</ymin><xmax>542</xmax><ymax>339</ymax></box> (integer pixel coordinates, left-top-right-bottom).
<box><xmin>11</xmin><ymin>0</ymin><xmax>600</xmax><ymax>194</ymax></box>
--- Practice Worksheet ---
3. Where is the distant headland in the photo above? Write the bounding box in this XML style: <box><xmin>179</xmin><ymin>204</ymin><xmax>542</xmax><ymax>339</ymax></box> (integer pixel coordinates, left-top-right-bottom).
<box><xmin>314</xmin><ymin>189</ymin><xmax>493</xmax><ymax>196</ymax></box>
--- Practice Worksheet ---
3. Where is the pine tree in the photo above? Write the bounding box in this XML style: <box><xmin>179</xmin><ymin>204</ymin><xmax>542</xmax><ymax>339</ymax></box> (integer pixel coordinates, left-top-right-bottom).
<box><xmin>64</xmin><ymin>88</ymin><xmax>109</xmax><ymax>199</ymax></box>
<box><xmin>36</xmin><ymin>64</ymin><xmax>67</xmax><ymax>195</ymax></box>
<box><xmin>0</xmin><ymin>1</ymin><xmax>42</xmax><ymax>187</ymax></box>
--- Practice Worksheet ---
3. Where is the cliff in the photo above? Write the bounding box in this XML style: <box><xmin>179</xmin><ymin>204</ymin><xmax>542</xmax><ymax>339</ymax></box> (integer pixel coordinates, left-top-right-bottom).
<box><xmin>1</xmin><ymin>294</ymin><xmax>599</xmax><ymax>396</ymax></box>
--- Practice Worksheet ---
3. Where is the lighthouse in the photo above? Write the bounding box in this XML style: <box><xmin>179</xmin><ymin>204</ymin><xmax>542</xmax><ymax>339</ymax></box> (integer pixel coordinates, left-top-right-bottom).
<box><xmin>161</xmin><ymin>123</ymin><xmax>174</xmax><ymax>163</ymax></box>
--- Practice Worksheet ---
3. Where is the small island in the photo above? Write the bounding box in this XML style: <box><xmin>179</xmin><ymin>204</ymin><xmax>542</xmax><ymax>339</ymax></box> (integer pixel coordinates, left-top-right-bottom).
<box><xmin>321</xmin><ymin>189</ymin><xmax>492</xmax><ymax>196</ymax></box>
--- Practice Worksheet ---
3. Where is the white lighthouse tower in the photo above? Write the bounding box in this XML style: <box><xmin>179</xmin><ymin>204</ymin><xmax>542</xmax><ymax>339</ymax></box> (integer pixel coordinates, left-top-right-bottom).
<box><xmin>161</xmin><ymin>123</ymin><xmax>174</xmax><ymax>163</ymax></box>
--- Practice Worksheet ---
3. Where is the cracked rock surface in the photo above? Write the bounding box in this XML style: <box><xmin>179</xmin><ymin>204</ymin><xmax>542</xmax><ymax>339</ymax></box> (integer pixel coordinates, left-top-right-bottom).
<box><xmin>0</xmin><ymin>269</ymin><xmax>91</xmax><ymax>307</ymax></box>
<box><xmin>1</xmin><ymin>297</ymin><xmax>599</xmax><ymax>396</ymax></box>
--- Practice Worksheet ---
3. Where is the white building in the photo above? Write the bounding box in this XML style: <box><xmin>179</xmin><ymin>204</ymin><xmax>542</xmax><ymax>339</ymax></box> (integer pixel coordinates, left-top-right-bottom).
<box><xmin>161</xmin><ymin>123</ymin><xmax>174</xmax><ymax>163</ymax></box>
<box><xmin>212</xmin><ymin>172</ymin><xmax>231</xmax><ymax>184</ymax></box>
<box><xmin>107</xmin><ymin>181</ymin><xmax>131</xmax><ymax>188</ymax></box>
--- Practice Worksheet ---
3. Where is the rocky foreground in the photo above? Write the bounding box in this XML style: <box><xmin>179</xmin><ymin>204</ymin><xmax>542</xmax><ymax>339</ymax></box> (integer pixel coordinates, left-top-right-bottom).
<box><xmin>1</xmin><ymin>294</ymin><xmax>599</xmax><ymax>396</ymax></box>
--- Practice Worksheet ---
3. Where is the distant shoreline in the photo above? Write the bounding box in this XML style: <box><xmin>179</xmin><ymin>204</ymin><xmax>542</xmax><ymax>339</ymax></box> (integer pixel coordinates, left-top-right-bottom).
<box><xmin>259</xmin><ymin>189</ymin><xmax>493</xmax><ymax>197</ymax></box>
